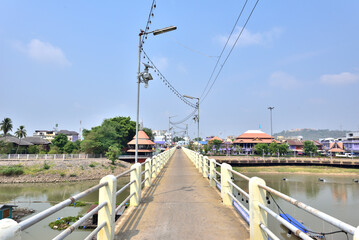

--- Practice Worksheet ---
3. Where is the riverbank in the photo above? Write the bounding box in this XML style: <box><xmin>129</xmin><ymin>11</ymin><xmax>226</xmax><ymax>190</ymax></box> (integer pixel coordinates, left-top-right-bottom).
<box><xmin>0</xmin><ymin>158</ymin><xmax>131</xmax><ymax>184</ymax></box>
<box><xmin>234</xmin><ymin>165</ymin><xmax>359</xmax><ymax>176</ymax></box>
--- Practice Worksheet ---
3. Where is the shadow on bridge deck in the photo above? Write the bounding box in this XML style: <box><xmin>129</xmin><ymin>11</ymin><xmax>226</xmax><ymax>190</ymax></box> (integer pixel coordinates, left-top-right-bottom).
<box><xmin>114</xmin><ymin>149</ymin><xmax>249</xmax><ymax>240</ymax></box>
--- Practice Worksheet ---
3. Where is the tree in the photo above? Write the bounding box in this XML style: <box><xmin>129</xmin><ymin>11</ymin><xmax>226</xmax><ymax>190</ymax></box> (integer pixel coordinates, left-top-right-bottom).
<box><xmin>105</xmin><ymin>145</ymin><xmax>121</xmax><ymax>165</ymax></box>
<box><xmin>303</xmin><ymin>141</ymin><xmax>317</xmax><ymax>156</ymax></box>
<box><xmin>278</xmin><ymin>144</ymin><xmax>289</xmax><ymax>155</ymax></box>
<box><xmin>173</xmin><ymin>136</ymin><xmax>184</xmax><ymax>142</ymax></box>
<box><xmin>52</xmin><ymin>134</ymin><xmax>69</xmax><ymax>152</ymax></box>
<box><xmin>209</xmin><ymin>139</ymin><xmax>222</xmax><ymax>153</ymax></box>
<box><xmin>64</xmin><ymin>141</ymin><xmax>76</xmax><ymax>154</ymax></box>
<box><xmin>143</xmin><ymin>127</ymin><xmax>154</xmax><ymax>141</ymax></box>
<box><xmin>15</xmin><ymin>125</ymin><xmax>27</xmax><ymax>154</ymax></box>
<box><xmin>48</xmin><ymin>146</ymin><xmax>61</xmax><ymax>154</ymax></box>
<box><xmin>268</xmin><ymin>142</ymin><xmax>279</xmax><ymax>155</ymax></box>
<box><xmin>193</xmin><ymin>137</ymin><xmax>203</xmax><ymax>141</ymax></box>
<box><xmin>0</xmin><ymin>118</ymin><xmax>13</xmax><ymax>136</ymax></box>
<box><xmin>0</xmin><ymin>140</ymin><xmax>12</xmax><ymax>154</ymax></box>
<box><xmin>28</xmin><ymin>145</ymin><xmax>40</xmax><ymax>154</ymax></box>
<box><xmin>81</xmin><ymin>116</ymin><xmax>136</xmax><ymax>154</ymax></box>
<box><xmin>254</xmin><ymin>143</ymin><xmax>268</xmax><ymax>155</ymax></box>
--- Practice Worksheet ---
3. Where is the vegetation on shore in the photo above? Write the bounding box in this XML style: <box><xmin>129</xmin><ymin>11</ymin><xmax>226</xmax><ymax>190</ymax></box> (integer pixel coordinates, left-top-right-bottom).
<box><xmin>233</xmin><ymin>166</ymin><xmax>359</xmax><ymax>175</ymax></box>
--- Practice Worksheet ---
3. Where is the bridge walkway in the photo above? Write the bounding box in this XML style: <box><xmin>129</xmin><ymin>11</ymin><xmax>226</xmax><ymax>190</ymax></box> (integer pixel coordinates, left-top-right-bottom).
<box><xmin>115</xmin><ymin>149</ymin><xmax>249</xmax><ymax>240</ymax></box>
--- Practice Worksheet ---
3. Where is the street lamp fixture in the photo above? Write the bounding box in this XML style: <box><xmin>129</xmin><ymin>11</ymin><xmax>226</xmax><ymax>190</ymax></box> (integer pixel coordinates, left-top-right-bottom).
<box><xmin>135</xmin><ymin>26</ymin><xmax>177</xmax><ymax>163</ymax></box>
<box><xmin>183</xmin><ymin>95</ymin><xmax>200</xmax><ymax>152</ymax></box>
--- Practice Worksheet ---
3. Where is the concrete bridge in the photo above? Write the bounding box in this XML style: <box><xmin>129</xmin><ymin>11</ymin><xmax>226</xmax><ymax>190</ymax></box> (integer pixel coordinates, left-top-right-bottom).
<box><xmin>114</xmin><ymin>149</ymin><xmax>249</xmax><ymax>239</ymax></box>
<box><xmin>1</xmin><ymin>147</ymin><xmax>358</xmax><ymax>240</ymax></box>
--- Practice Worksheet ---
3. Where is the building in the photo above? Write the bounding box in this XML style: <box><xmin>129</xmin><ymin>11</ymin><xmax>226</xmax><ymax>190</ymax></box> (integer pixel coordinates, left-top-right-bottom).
<box><xmin>126</xmin><ymin>130</ymin><xmax>155</xmax><ymax>163</ymax></box>
<box><xmin>33</xmin><ymin>130</ymin><xmax>79</xmax><ymax>142</ymax></box>
<box><xmin>0</xmin><ymin>205</ymin><xmax>17</xmax><ymax>220</ymax></box>
<box><xmin>153</xmin><ymin>130</ymin><xmax>172</xmax><ymax>145</ymax></box>
<box><xmin>232</xmin><ymin>130</ymin><xmax>274</xmax><ymax>154</ymax></box>
<box><xmin>343</xmin><ymin>132</ymin><xmax>359</xmax><ymax>154</ymax></box>
<box><xmin>286</xmin><ymin>139</ymin><xmax>304</xmax><ymax>155</ymax></box>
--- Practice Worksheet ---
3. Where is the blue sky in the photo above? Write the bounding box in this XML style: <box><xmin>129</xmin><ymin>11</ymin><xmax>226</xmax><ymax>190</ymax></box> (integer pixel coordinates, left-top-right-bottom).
<box><xmin>1</xmin><ymin>1</ymin><xmax>358</xmax><ymax>139</ymax></box>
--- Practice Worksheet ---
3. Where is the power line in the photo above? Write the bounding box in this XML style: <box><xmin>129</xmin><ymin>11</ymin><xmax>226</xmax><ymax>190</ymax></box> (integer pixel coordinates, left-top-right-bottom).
<box><xmin>142</xmin><ymin>50</ymin><xmax>197</xmax><ymax>109</ymax></box>
<box><xmin>170</xmin><ymin>108</ymin><xmax>197</xmax><ymax>125</ymax></box>
<box><xmin>199</xmin><ymin>0</ymin><xmax>249</xmax><ymax>100</ymax></box>
<box><xmin>141</xmin><ymin>0</ymin><xmax>157</xmax><ymax>45</ymax></box>
<box><xmin>201</xmin><ymin>0</ymin><xmax>260</xmax><ymax>104</ymax></box>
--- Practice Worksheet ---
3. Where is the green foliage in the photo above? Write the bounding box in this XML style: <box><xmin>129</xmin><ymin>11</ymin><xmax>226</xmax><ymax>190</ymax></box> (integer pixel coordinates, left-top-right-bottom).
<box><xmin>0</xmin><ymin>140</ymin><xmax>13</xmax><ymax>154</ymax></box>
<box><xmin>69</xmin><ymin>173</ymin><xmax>77</xmax><ymax>177</ymax></box>
<box><xmin>105</xmin><ymin>145</ymin><xmax>121</xmax><ymax>165</ymax></box>
<box><xmin>303</xmin><ymin>141</ymin><xmax>318</xmax><ymax>155</ymax></box>
<box><xmin>63</xmin><ymin>141</ymin><xmax>76</xmax><ymax>154</ymax></box>
<box><xmin>60</xmin><ymin>172</ymin><xmax>66</xmax><ymax>177</ymax></box>
<box><xmin>81</xmin><ymin>116</ymin><xmax>136</xmax><ymax>154</ymax></box>
<box><xmin>15</xmin><ymin>125</ymin><xmax>27</xmax><ymax>138</ymax></box>
<box><xmin>43</xmin><ymin>161</ymin><xmax>50</xmax><ymax>170</ymax></box>
<box><xmin>143</xmin><ymin>127</ymin><xmax>154</xmax><ymax>141</ymax></box>
<box><xmin>209</xmin><ymin>139</ymin><xmax>222</xmax><ymax>152</ymax></box>
<box><xmin>48</xmin><ymin>146</ymin><xmax>61</xmax><ymax>154</ymax></box>
<box><xmin>51</xmin><ymin>134</ymin><xmax>69</xmax><ymax>152</ymax></box>
<box><xmin>173</xmin><ymin>136</ymin><xmax>185</xmax><ymax>142</ymax></box>
<box><xmin>268</xmin><ymin>142</ymin><xmax>279</xmax><ymax>155</ymax></box>
<box><xmin>49</xmin><ymin>215</ymin><xmax>81</xmax><ymax>230</ymax></box>
<box><xmin>274</xmin><ymin>129</ymin><xmax>349</xmax><ymax>141</ymax></box>
<box><xmin>70</xmin><ymin>201</ymin><xmax>87</xmax><ymax>207</ymax></box>
<box><xmin>28</xmin><ymin>145</ymin><xmax>40</xmax><ymax>154</ymax></box>
<box><xmin>254</xmin><ymin>143</ymin><xmax>268</xmax><ymax>155</ymax></box>
<box><xmin>193</xmin><ymin>137</ymin><xmax>202</xmax><ymax>141</ymax></box>
<box><xmin>89</xmin><ymin>163</ymin><xmax>95</xmax><ymax>168</ymax></box>
<box><xmin>278</xmin><ymin>144</ymin><xmax>289</xmax><ymax>155</ymax></box>
<box><xmin>0</xmin><ymin>165</ymin><xmax>24</xmax><ymax>176</ymax></box>
<box><xmin>0</xmin><ymin>118</ymin><xmax>13</xmax><ymax>136</ymax></box>
<box><xmin>203</xmin><ymin>144</ymin><xmax>210</xmax><ymax>154</ymax></box>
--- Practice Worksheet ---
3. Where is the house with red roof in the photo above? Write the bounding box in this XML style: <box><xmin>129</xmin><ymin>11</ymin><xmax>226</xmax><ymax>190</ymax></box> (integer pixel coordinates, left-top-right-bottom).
<box><xmin>125</xmin><ymin>130</ymin><xmax>155</xmax><ymax>163</ymax></box>
<box><xmin>232</xmin><ymin>130</ymin><xmax>275</xmax><ymax>154</ymax></box>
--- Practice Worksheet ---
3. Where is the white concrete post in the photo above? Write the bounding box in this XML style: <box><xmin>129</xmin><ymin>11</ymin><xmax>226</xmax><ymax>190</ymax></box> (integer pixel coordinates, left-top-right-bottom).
<box><xmin>63</xmin><ymin>154</ymin><xmax>65</xmax><ymax>160</ymax></box>
<box><xmin>199</xmin><ymin>155</ymin><xmax>203</xmax><ymax>174</ymax></box>
<box><xmin>249</xmin><ymin>177</ymin><xmax>267</xmax><ymax>240</ymax></box>
<box><xmin>0</xmin><ymin>218</ymin><xmax>21</xmax><ymax>240</ymax></box>
<box><xmin>130</xmin><ymin>163</ymin><xmax>141</xmax><ymax>206</ymax></box>
<box><xmin>354</xmin><ymin>226</ymin><xmax>359</xmax><ymax>240</ymax></box>
<box><xmin>156</xmin><ymin>155</ymin><xmax>161</xmax><ymax>173</ymax></box>
<box><xmin>145</xmin><ymin>158</ymin><xmax>151</xmax><ymax>187</ymax></box>
<box><xmin>203</xmin><ymin>156</ymin><xmax>208</xmax><ymax>178</ymax></box>
<box><xmin>27</xmin><ymin>154</ymin><xmax>29</xmax><ymax>160</ymax></box>
<box><xmin>210</xmin><ymin>159</ymin><xmax>216</xmax><ymax>187</ymax></box>
<box><xmin>152</xmin><ymin>156</ymin><xmax>157</xmax><ymax>178</ymax></box>
<box><xmin>195</xmin><ymin>153</ymin><xmax>199</xmax><ymax>169</ymax></box>
<box><xmin>221</xmin><ymin>163</ymin><xmax>233</xmax><ymax>206</ymax></box>
<box><xmin>97</xmin><ymin>175</ymin><xmax>117</xmax><ymax>240</ymax></box>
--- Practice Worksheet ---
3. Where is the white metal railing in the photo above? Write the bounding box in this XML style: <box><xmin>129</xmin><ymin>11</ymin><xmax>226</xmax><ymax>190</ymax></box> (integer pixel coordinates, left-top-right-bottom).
<box><xmin>0</xmin><ymin>147</ymin><xmax>176</xmax><ymax>240</ymax></box>
<box><xmin>0</xmin><ymin>154</ymin><xmax>91</xmax><ymax>160</ymax></box>
<box><xmin>182</xmin><ymin>147</ymin><xmax>359</xmax><ymax>240</ymax></box>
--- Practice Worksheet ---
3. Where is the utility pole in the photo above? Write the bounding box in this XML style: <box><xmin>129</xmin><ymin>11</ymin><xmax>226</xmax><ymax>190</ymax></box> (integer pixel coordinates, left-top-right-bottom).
<box><xmin>268</xmin><ymin>107</ymin><xmax>274</xmax><ymax>142</ymax></box>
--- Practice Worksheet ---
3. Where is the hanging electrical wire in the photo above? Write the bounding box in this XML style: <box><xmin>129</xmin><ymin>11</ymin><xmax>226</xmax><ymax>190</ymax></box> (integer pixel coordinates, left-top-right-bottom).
<box><xmin>170</xmin><ymin>108</ymin><xmax>197</xmax><ymax>125</ymax></box>
<box><xmin>199</xmin><ymin>0</ymin><xmax>249</xmax><ymax>100</ymax></box>
<box><xmin>201</xmin><ymin>0</ymin><xmax>260</xmax><ymax>104</ymax></box>
<box><xmin>142</xmin><ymin>50</ymin><xmax>197</xmax><ymax>109</ymax></box>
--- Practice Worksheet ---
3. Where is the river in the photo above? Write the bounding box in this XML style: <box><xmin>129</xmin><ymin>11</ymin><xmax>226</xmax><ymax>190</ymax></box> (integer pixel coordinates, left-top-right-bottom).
<box><xmin>0</xmin><ymin>174</ymin><xmax>358</xmax><ymax>240</ymax></box>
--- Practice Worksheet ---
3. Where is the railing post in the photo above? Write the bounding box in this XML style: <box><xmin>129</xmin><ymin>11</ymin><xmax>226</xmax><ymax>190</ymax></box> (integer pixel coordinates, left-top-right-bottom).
<box><xmin>152</xmin><ymin>156</ymin><xmax>157</xmax><ymax>178</ymax></box>
<box><xmin>249</xmin><ymin>177</ymin><xmax>267</xmax><ymax>240</ymax></box>
<box><xmin>195</xmin><ymin>153</ymin><xmax>199</xmax><ymax>169</ymax></box>
<box><xmin>145</xmin><ymin>158</ymin><xmax>151</xmax><ymax>187</ymax></box>
<box><xmin>0</xmin><ymin>218</ymin><xmax>21</xmax><ymax>240</ymax></box>
<box><xmin>199</xmin><ymin>154</ymin><xmax>203</xmax><ymax>174</ymax></box>
<box><xmin>354</xmin><ymin>226</ymin><xmax>359</xmax><ymax>240</ymax></box>
<box><xmin>97</xmin><ymin>175</ymin><xmax>117</xmax><ymax>240</ymax></box>
<box><xmin>221</xmin><ymin>163</ymin><xmax>233</xmax><ymax>206</ymax></box>
<box><xmin>156</xmin><ymin>155</ymin><xmax>161</xmax><ymax>173</ymax></box>
<box><xmin>210</xmin><ymin>159</ymin><xmax>216</xmax><ymax>187</ymax></box>
<box><xmin>130</xmin><ymin>163</ymin><xmax>141</xmax><ymax>206</ymax></box>
<box><xmin>203</xmin><ymin>156</ymin><xmax>208</xmax><ymax>178</ymax></box>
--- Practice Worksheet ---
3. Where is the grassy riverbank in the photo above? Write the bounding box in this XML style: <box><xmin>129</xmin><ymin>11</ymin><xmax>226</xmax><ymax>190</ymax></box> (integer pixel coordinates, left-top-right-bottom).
<box><xmin>233</xmin><ymin>166</ymin><xmax>359</xmax><ymax>175</ymax></box>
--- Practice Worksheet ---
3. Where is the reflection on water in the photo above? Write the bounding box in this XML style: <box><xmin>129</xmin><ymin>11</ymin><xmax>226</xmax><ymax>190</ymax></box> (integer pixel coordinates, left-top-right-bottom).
<box><xmin>0</xmin><ymin>177</ymin><xmax>130</xmax><ymax>240</ymax></box>
<box><xmin>235</xmin><ymin>173</ymin><xmax>359</xmax><ymax>240</ymax></box>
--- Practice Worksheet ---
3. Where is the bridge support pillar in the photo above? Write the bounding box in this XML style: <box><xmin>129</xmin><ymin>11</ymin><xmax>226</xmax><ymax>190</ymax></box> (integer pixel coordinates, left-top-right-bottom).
<box><xmin>98</xmin><ymin>175</ymin><xmax>117</xmax><ymax>240</ymax></box>
<box><xmin>130</xmin><ymin>163</ymin><xmax>141</xmax><ymax>207</ymax></box>
<box><xmin>221</xmin><ymin>163</ymin><xmax>233</xmax><ymax>205</ymax></box>
<box><xmin>249</xmin><ymin>177</ymin><xmax>267</xmax><ymax>240</ymax></box>
<box><xmin>209</xmin><ymin>159</ymin><xmax>216</xmax><ymax>187</ymax></box>
<box><xmin>145</xmin><ymin>158</ymin><xmax>151</xmax><ymax>187</ymax></box>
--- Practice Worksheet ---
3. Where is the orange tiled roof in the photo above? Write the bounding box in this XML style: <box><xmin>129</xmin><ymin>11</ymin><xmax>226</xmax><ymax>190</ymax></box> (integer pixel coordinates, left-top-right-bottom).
<box><xmin>127</xmin><ymin>130</ymin><xmax>155</xmax><ymax>145</ymax></box>
<box><xmin>328</xmin><ymin>142</ymin><xmax>344</xmax><ymax>152</ymax></box>
<box><xmin>209</xmin><ymin>136</ymin><xmax>223</xmax><ymax>142</ymax></box>
<box><xmin>233</xmin><ymin>130</ymin><xmax>274</xmax><ymax>143</ymax></box>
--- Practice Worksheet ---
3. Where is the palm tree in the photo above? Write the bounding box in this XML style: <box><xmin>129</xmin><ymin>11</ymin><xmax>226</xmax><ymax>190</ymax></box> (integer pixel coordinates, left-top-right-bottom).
<box><xmin>15</xmin><ymin>125</ymin><xmax>27</xmax><ymax>154</ymax></box>
<box><xmin>0</xmin><ymin>118</ymin><xmax>13</xmax><ymax>136</ymax></box>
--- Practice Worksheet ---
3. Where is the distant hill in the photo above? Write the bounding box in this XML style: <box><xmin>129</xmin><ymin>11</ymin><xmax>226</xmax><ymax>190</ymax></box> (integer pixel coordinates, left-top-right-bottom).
<box><xmin>274</xmin><ymin>129</ymin><xmax>350</xmax><ymax>140</ymax></box>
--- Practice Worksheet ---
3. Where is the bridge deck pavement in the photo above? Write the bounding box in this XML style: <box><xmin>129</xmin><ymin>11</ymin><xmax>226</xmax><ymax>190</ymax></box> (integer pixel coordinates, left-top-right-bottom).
<box><xmin>115</xmin><ymin>149</ymin><xmax>249</xmax><ymax>240</ymax></box>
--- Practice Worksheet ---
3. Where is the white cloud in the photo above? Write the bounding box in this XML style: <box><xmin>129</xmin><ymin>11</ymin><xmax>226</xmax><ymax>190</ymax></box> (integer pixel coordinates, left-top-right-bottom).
<box><xmin>216</xmin><ymin>27</ymin><xmax>282</xmax><ymax>47</ymax></box>
<box><xmin>269</xmin><ymin>71</ymin><xmax>299</xmax><ymax>90</ymax></box>
<box><xmin>14</xmin><ymin>39</ymin><xmax>71</xmax><ymax>66</ymax></box>
<box><xmin>320</xmin><ymin>72</ymin><xmax>359</xmax><ymax>85</ymax></box>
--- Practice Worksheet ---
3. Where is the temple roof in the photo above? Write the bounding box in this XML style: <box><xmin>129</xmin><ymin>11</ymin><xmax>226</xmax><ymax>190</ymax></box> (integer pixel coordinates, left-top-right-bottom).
<box><xmin>127</xmin><ymin>131</ymin><xmax>155</xmax><ymax>145</ymax></box>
